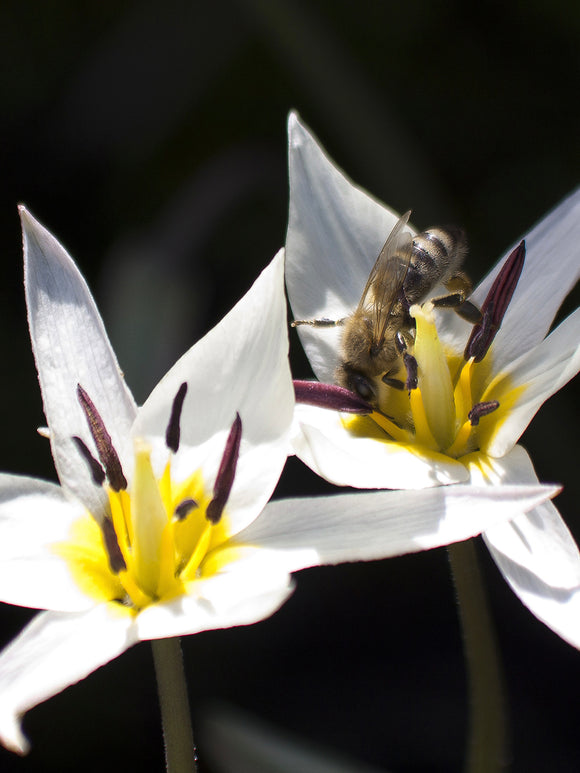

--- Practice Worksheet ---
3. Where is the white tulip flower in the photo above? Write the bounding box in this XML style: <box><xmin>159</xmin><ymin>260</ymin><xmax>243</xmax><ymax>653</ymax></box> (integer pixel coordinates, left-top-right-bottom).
<box><xmin>285</xmin><ymin>113</ymin><xmax>580</xmax><ymax>648</ymax></box>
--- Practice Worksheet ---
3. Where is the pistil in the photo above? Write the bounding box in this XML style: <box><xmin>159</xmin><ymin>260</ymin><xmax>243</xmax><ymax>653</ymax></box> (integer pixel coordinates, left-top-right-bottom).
<box><xmin>411</xmin><ymin>303</ymin><xmax>456</xmax><ymax>450</ymax></box>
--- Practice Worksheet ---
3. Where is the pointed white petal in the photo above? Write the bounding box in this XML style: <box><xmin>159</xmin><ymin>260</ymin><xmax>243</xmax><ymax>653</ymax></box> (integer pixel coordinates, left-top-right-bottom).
<box><xmin>237</xmin><ymin>483</ymin><xmax>557</xmax><ymax>574</ymax></box>
<box><xmin>0</xmin><ymin>604</ymin><xmax>137</xmax><ymax>754</ymax></box>
<box><xmin>469</xmin><ymin>448</ymin><xmax>580</xmax><ymax>646</ymax></box>
<box><xmin>481</xmin><ymin>448</ymin><xmax>580</xmax><ymax>590</ymax></box>
<box><xmin>285</xmin><ymin>113</ymin><xmax>414</xmax><ymax>382</ymax></box>
<box><xmin>134</xmin><ymin>251</ymin><xmax>294</xmax><ymax>536</ymax></box>
<box><xmin>136</xmin><ymin>551</ymin><xmax>294</xmax><ymax>640</ymax></box>
<box><xmin>292</xmin><ymin>404</ymin><xmax>469</xmax><ymax>488</ymax></box>
<box><xmin>21</xmin><ymin>208</ymin><xmax>137</xmax><ymax>516</ymax></box>
<box><xmin>485</xmin><ymin>497</ymin><xmax>580</xmax><ymax>590</ymax></box>
<box><xmin>0</xmin><ymin>475</ymin><xmax>99</xmax><ymax>611</ymax></box>
<box><xmin>483</xmin><ymin>475</ymin><xmax>580</xmax><ymax>648</ymax></box>
<box><xmin>485</xmin><ymin>308</ymin><xmax>580</xmax><ymax>456</ymax></box>
<box><xmin>484</xmin><ymin>549</ymin><xmax>580</xmax><ymax>649</ymax></box>
<box><xmin>474</xmin><ymin>187</ymin><xmax>580</xmax><ymax>370</ymax></box>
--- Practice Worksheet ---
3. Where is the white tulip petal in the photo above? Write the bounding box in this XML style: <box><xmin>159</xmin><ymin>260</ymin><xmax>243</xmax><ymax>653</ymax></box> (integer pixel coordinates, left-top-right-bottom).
<box><xmin>483</xmin><ymin>557</ymin><xmax>580</xmax><ymax>649</ymax></box>
<box><xmin>239</xmin><ymin>483</ymin><xmax>558</xmax><ymax>574</ymax></box>
<box><xmin>136</xmin><ymin>552</ymin><xmax>294</xmax><ymax>640</ymax></box>
<box><xmin>292</xmin><ymin>404</ymin><xmax>468</xmax><ymax>489</ymax></box>
<box><xmin>474</xmin><ymin>187</ymin><xmax>580</xmax><ymax>370</ymax></box>
<box><xmin>484</xmin><ymin>504</ymin><xmax>580</xmax><ymax>650</ymax></box>
<box><xmin>485</xmin><ymin>498</ymin><xmax>580</xmax><ymax>590</ymax></box>
<box><xmin>480</xmin><ymin>449</ymin><xmax>580</xmax><ymax>589</ymax></box>
<box><xmin>484</xmin><ymin>308</ymin><xmax>580</xmax><ymax>456</ymax></box>
<box><xmin>21</xmin><ymin>208</ymin><xmax>137</xmax><ymax>515</ymax></box>
<box><xmin>0</xmin><ymin>475</ymin><xmax>98</xmax><ymax>611</ymax></box>
<box><xmin>134</xmin><ymin>251</ymin><xmax>294</xmax><ymax>536</ymax></box>
<box><xmin>285</xmin><ymin>113</ymin><xmax>414</xmax><ymax>383</ymax></box>
<box><xmin>466</xmin><ymin>443</ymin><xmax>533</xmax><ymax>486</ymax></box>
<box><xmin>0</xmin><ymin>604</ymin><xmax>137</xmax><ymax>754</ymax></box>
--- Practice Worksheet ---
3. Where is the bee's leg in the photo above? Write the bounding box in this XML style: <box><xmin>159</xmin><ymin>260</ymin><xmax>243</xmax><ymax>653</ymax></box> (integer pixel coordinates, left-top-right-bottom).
<box><xmin>382</xmin><ymin>371</ymin><xmax>405</xmax><ymax>390</ymax></box>
<box><xmin>382</xmin><ymin>360</ymin><xmax>417</xmax><ymax>391</ymax></box>
<box><xmin>394</xmin><ymin>330</ymin><xmax>412</xmax><ymax>352</ymax></box>
<box><xmin>291</xmin><ymin>317</ymin><xmax>345</xmax><ymax>328</ymax></box>
<box><xmin>432</xmin><ymin>271</ymin><xmax>482</xmax><ymax>324</ymax></box>
<box><xmin>382</xmin><ymin>332</ymin><xmax>417</xmax><ymax>391</ymax></box>
<box><xmin>453</xmin><ymin>299</ymin><xmax>483</xmax><ymax>324</ymax></box>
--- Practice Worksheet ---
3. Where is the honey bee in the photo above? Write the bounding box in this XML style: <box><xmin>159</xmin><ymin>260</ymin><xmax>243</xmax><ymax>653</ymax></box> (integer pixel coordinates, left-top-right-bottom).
<box><xmin>293</xmin><ymin>211</ymin><xmax>481</xmax><ymax>408</ymax></box>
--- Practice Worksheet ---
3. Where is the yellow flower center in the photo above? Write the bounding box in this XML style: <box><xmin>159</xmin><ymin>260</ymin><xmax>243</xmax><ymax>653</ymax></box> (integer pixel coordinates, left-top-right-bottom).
<box><xmin>343</xmin><ymin>302</ymin><xmax>526</xmax><ymax>463</ymax></box>
<box><xmin>56</xmin><ymin>442</ymin><xmax>232</xmax><ymax>612</ymax></box>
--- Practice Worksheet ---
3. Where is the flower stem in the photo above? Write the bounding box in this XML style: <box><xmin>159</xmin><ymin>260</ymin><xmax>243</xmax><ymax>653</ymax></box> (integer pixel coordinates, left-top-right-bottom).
<box><xmin>151</xmin><ymin>637</ymin><xmax>198</xmax><ymax>773</ymax></box>
<box><xmin>447</xmin><ymin>539</ymin><xmax>508</xmax><ymax>773</ymax></box>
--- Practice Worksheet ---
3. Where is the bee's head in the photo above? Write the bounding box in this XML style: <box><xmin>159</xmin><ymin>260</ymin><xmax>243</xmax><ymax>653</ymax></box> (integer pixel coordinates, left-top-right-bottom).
<box><xmin>335</xmin><ymin>363</ymin><xmax>380</xmax><ymax>406</ymax></box>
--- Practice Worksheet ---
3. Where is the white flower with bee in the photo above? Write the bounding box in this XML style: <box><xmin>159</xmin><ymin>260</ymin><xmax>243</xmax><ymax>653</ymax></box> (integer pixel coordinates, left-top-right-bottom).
<box><xmin>285</xmin><ymin>112</ymin><xmax>580</xmax><ymax>648</ymax></box>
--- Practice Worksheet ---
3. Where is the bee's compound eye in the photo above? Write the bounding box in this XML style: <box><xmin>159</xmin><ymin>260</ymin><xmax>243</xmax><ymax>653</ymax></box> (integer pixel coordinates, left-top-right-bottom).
<box><xmin>350</xmin><ymin>374</ymin><xmax>376</xmax><ymax>402</ymax></box>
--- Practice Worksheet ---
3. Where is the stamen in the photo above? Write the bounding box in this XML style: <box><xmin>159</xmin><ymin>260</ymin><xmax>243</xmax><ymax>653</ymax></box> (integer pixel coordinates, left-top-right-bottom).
<box><xmin>370</xmin><ymin>410</ymin><xmax>411</xmax><ymax>443</ymax></box>
<box><xmin>468</xmin><ymin>400</ymin><xmax>500</xmax><ymax>426</ymax></box>
<box><xmin>294</xmin><ymin>380</ymin><xmax>372</xmax><ymax>414</ymax></box>
<box><xmin>72</xmin><ymin>435</ymin><xmax>106</xmax><ymax>486</ymax></box>
<box><xmin>206</xmin><ymin>413</ymin><xmax>242</xmax><ymax>525</ymax></box>
<box><xmin>465</xmin><ymin>240</ymin><xmax>526</xmax><ymax>362</ymax></box>
<box><xmin>165</xmin><ymin>382</ymin><xmax>188</xmax><ymax>453</ymax></box>
<box><xmin>174</xmin><ymin>498</ymin><xmax>198</xmax><ymax>521</ymax></box>
<box><xmin>101</xmin><ymin>517</ymin><xmax>127</xmax><ymax>574</ymax></box>
<box><xmin>77</xmin><ymin>385</ymin><xmax>127</xmax><ymax>492</ymax></box>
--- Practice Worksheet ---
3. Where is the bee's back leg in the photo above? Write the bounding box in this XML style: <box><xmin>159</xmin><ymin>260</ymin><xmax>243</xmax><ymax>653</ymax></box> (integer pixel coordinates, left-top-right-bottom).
<box><xmin>291</xmin><ymin>317</ymin><xmax>345</xmax><ymax>328</ymax></box>
<box><xmin>432</xmin><ymin>271</ymin><xmax>482</xmax><ymax>324</ymax></box>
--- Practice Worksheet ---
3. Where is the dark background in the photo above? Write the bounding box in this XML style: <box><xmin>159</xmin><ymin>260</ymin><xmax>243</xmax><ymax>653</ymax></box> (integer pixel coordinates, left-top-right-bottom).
<box><xmin>0</xmin><ymin>1</ymin><xmax>579</xmax><ymax>771</ymax></box>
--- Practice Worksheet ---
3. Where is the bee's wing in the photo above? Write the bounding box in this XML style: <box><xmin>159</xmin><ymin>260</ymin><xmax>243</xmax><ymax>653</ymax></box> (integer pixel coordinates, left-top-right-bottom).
<box><xmin>357</xmin><ymin>211</ymin><xmax>413</xmax><ymax>348</ymax></box>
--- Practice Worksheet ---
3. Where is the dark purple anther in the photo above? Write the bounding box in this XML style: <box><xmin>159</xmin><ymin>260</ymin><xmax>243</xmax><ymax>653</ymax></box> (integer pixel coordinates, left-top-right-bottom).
<box><xmin>77</xmin><ymin>385</ymin><xmax>127</xmax><ymax>492</ymax></box>
<box><xmin>206</xmin><ymin>413</ymin><xmax>242</xmax><ymax>525</ymax></box>
<box><xmin>174</xmin><ymin>498</ymin><xmax>198</xmax><ymax>521</ymax></box>
<box><xmin>464</xmin><ymin>241</ymin><xmax>526</xmax><ymax>362</ymax></box>
<box><xmin>101</xmin><ymin>517</ymin><xmax>127</xmax><ymax>574</ymax></box>
<box><xmin>166</xmin><ymin>382</ymin><xmax>188</xmax><ymax>453</ymax></box>
<box><xmin>294</xmin><ymin>380</ymin><xmax>372</xmax><ymax>414</ymax></box>
<box><xmin>72</xmin><ymin>435</ymin><xmax>106</xmax><ymax>486</ymax></box>
<box><xmin>468</xmin><ymin>400</ymin><xmax>500</xmax><ymax>426</ymax></box>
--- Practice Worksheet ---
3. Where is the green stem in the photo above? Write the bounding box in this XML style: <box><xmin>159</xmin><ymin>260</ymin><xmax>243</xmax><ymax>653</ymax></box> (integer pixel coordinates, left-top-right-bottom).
<box><xmin>447</xmin><ymin>540</ymin><xmax>508</xmax><ymax>773</ymax></box>
<box><xmin>151</xmin><ymin>637</ymin><xmax>198</xmax><ymax>773</ymax></box>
